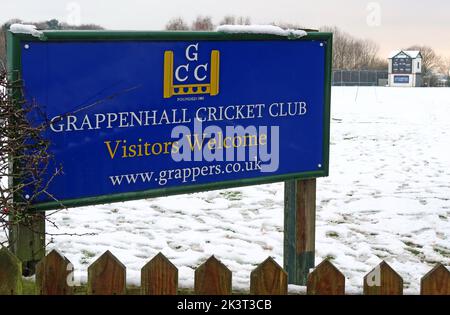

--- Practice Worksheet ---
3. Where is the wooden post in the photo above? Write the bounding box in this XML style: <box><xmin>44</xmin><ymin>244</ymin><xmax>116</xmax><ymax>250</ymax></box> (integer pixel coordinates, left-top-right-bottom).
<box><xmin>9</xmin><ymin>212</ymin><xmax>46</xmax><ymax>276</ymax></box>
<box><xmin>284</xmin><ymin>179</ymin><xmax>316</xmax><ymax>285</ymax></box>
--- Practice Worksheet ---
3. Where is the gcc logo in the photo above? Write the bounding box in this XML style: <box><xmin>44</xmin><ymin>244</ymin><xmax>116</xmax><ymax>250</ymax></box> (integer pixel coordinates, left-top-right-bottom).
<box><xmin>163</xmin><ymin>43</ymin><xmax>220</xmax><ymax>98</ymax></box>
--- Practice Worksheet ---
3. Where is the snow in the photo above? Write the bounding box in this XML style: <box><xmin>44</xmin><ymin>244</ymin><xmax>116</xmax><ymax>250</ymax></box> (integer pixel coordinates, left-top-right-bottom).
<box><xmin>389</xmin><ymin>50</ymin><xmax>421</xmax><ymax>59</ymax></box>
<box><xmin>216</xmin><ymin>25</ymin><xmax>307</xmax><ymax>38</ymax></box>
<box><xmin>2</xmin><ymin>86</ymin><xmax>450</xmax><ymax>294</ymax></box>
<box><xmin>9</xmin><ymin>24</ymin><xmax>44</xmax><ymax>38</ymax></box>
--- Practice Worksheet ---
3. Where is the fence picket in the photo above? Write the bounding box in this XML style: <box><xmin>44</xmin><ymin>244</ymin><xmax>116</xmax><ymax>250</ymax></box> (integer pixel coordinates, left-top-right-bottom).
<box><xmin>250</xmin><ymin>257</ymin><xmax>287</xmax><ymax>295</ymax></box>
<box><xmin>363</xmin><ymin>261</ymin><xmax>403</xmax><ymax>295</ymax></box>
<box><xmin>87</xmin><ymin>250</ymin><xmax>126</xmax><ymax>295</ymax></box>
<box><xmin>36</xmin><ymin>250</ymin><xmax>73</xmax><ymax>295</ymax></box>
<box><xmin>307</xmin><ymin>259</ymin><xmax>345</xmax><ymax>295</ymax></box>
<box><xmin>0</xmin><ymin>248</ymin><xmax>22</xmax><ymax>295</ymax></box>
<box><xmin>195</xmin><ymin>256</ymin><xmax>231</xmax><ymax>295</ymax></box>
<box><xmin>141</xmin><ymin>252</ymin><xmax>178</xmax><ymax>295</ymax></box>
<box><xmin>420</xmin><ymin>263</ymin><xmax>450</xmax><ymax>295</ymax></box>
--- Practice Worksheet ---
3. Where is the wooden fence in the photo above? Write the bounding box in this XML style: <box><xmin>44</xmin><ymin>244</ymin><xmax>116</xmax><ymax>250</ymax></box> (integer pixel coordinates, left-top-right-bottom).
<box><xmin>0</xmin><ymin>247</ymin><xmax>449</xmax><ymax>295</ymax></box>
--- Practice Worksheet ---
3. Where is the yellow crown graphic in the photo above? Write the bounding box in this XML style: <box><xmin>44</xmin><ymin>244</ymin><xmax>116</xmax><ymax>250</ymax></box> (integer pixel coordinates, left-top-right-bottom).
<box><xmin>163</xmin><ymin>49</ymin><xmax>220</xmax><ymax>98</ymax></box>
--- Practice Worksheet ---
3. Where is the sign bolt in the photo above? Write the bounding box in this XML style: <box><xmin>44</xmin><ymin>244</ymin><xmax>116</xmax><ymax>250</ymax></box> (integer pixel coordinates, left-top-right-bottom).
<box><xmin>318</xmin><ymin>164</ymin><xmax>322</xmax><ymax>168</ymax></box>
<box><xmin>25</xmin><ymin>194</ymin><xmax>30</xmax><ymax>199</ymax></box>
<box><xmin>24</xmin><ymin>44</ymin><xmax>30</xmax><ymax>49</ymax></box>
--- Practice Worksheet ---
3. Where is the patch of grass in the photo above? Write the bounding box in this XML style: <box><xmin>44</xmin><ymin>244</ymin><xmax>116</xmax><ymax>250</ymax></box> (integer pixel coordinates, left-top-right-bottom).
<box><xmin>80</xmin><ymin>249</ymin><xmax>96</xmax><ymax>265</ymax></box>
<box><xmin>372</xmin><ymin>247</ymin><xmax>395</xmax><ymax>255</ymax></box>
<box><xmin>220</xmin><ymin>191</ymin><xmax>243</xmax><ymax>201</ymax></box>
<box><xmin>402</xmin><ymin>240</ymin><xmax>423</xmax><ymax>248</ymax></box>
<box><xmin>330</xmin><ymin>220</ymin><xmax>346</xmax><ymax>225</ymax></box>
<box><xmin>326</xmin><ymin>231</ymin><xmax>339</xmax><ymax>238</ymax></box>
<box><xmin>81</xmin><ymin>249</ymin><xmax>96</xmax><ymax>258</ymax></box>
<box><xmin>22</xmin><ymin>278</ymin><xmax>36</xmax><ymax>295</ymax></box>
<box><xmin>325</xmin><ymin>254</ymin><xmax>336</xmax><ymax>261</ymax></box>
<box><xmin>433</xmin><ymin>246</ymin><xmax>450</xmax><ymax>258</ymax></box>
<box><xmin>438</xmin><ymin>214</ymin><xmax>447</xmax><ymax>220</ymax></box>
<box><xmin>405</xmin><ymin>247</ymin><xmax>422</xmax><ymax>256</ymax></box>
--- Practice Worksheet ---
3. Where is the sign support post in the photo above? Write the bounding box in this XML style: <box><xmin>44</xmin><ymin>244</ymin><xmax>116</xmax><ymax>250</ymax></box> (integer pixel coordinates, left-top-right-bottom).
<box><xmin>284</xmin><ymin>179</ymin><xmax>316</xmax><ymax>285</ymax></box>
<box><xmin>9</xmin><ymin>213</ymin><xmax>46</xmax><ymax>276</ymax></box>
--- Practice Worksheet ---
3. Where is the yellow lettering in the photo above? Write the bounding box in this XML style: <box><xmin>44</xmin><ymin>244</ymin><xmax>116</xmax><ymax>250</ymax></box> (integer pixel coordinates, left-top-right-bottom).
<box><xmin>207</xmin><ymin>138</ymin><xmax>216</xmax><ymax>150</ymax></box>
<box><xmin>259</xmin><ymin>133</ymin><xmax>267</xmax><ymax>146</ymax></box>
<box><xmin>104</xmin><ymin>140</ymin><xmax>121</xmax><ymax>159</ymax></box>
<box><xmin>185</xmin><ymin>134</ymin><xmax>204</xmax><ymax>151</ymax></box>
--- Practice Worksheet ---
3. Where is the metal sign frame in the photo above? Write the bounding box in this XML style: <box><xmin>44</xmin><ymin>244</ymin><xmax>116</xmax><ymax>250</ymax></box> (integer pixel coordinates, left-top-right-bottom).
<box><xmin>7</xmin><ymin>30</ymin><xmax>332</xmax><ymax>211</ymax></box>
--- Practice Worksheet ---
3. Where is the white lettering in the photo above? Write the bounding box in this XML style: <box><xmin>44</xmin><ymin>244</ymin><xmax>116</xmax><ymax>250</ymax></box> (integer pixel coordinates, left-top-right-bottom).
<box><xmin>185</xmin><ymin>43</ymin><xmax>199</xmax><ymax>61</ymax></box>
<box><xmin>194</xmin><ymin>64</ymin><xmax>208</xmax><ymax>81</ymax></box>
<box><xmin>175</xmin><ymin>64</ymin><xmax>189</xmax><ymax>82</ymax></box>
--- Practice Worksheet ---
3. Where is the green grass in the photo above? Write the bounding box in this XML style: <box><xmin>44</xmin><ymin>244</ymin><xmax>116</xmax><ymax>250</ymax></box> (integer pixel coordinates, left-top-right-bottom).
<box><xmin>220</xmin><ymin>191</ymin><xmax>243</xmax><ymax>201</ymax></box>
<box><xmin>433</xmin><ymin>246</ymin><xmax>450</xmax><ymax>258</ymax></box>
<box><xmin>326</xmin><ymin>231</ymin><xmax>339</xmax><ymax>238</ymax></box>
<box><xmin>402</xmin><ymin>240</ymin><xmax>423</xmax><ymax>248</ymax></box>
<box><xmin>405</xmin><ymin>247</ymin><xmax>422</xmax><ymax>256</ymax></box>
<box><xmin>80</xmin><ymin>249</ymin><xmax>97</xmax><ymax>265</ymax></box>
<box><xmin>324</xmin><ymin>254</ymin><xmax>336</xmax><ymax>261</ymax></box>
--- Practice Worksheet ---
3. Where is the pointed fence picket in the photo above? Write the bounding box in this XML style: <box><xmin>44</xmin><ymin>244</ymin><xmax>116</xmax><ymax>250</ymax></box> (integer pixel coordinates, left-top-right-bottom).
<box><xmin>35</xmin><ymin>249</ymin><xmax>73</xmax><ymax>295</ymax></box>
<box><xmin>141</xmin><ymin>252</ymin><xmax>178</xmax><ymax>295</ymax></box>
<box><xmin>87</xmin><ymin>250</ymin><xmax>126</xmax><ymax>295</ymax></box>
<box><xmin>250</xmin><ymin>257</ymin><xmax>287</xmax><ymax>295</ymax></box>
<box><xmin>306</xmin><ymin>259</ymin><xmax>345</xmax><ymax>295</ymax></box>
<box><xmin>363</xmin><ymin>261</ymin><xmax>403</xmax><ymax>295</ymax></box>
<box><xmin>420</xmin><ymin>263</ymin><xmax>450</xmax><ymax>295</ymax></box>
<box><xmin>194</xmin><ymin>255</ymin><xmax>232</xmax><ymax>295</ymax></box>
<box><xmin>0</xmin><ymin>248</ymin><xmax>449</xmax><ymax>295</ymax></box>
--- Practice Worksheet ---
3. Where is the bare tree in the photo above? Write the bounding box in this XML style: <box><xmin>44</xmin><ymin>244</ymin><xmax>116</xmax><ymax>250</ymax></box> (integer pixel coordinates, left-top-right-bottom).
<box><xmin>405</xmin><ymin>45</ymin><xmax>444</xmax><ymax>86</ymax></box>
<box><xmin>406</xmin><ymin>45</ymin><xmax>442</xmax><ymax>76</ymax></box>
<box><xmin>320</xmin><ymin>25</ymin><xmax>387</xmax><ymax>70</ymax></box>
<box><xmin>0</xmin><ymin>68</ymin><xmax>63</xmax><ymax>247</ymax></box>
<box><xmin>192</xmin><ymin>16</ymin><xmax>214</xmax><ymax>31</ymax></box>
<box><xmin>220</xmin><ymin>15</ymin><xmax>251</xmax><ymax>25</ymax></box>
<box><xmin>165</xmin><ymin>17</ymin><xmax>189</xmax><ymax>31</ymax></box>
<box><xmin>0</xmin><ymin>19</ymin><xmax>103</xmax><ymax>65</ymax></box>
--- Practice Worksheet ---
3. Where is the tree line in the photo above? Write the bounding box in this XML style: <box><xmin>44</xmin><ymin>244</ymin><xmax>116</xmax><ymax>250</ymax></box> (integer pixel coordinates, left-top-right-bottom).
<box><xmin>1</xmin><ymin>16</ymin><xmax>449</xmax><ymax>85</ymax></box>
<box><xmin>168</xmin><ymin>16</ymin><xmax>450</xmax><ymax>86</ymax></box>
<box><xmin>0</xmin><ymin>18</ymin><xmax>103</xmax><ymax>67</ymax></box>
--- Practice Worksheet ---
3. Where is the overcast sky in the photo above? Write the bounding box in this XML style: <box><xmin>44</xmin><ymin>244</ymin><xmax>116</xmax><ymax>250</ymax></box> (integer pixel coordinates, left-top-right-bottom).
<box><xmin>3</xmin><ymin>0</ymin><xmax>450</xmax><ymax>58</ymax></box>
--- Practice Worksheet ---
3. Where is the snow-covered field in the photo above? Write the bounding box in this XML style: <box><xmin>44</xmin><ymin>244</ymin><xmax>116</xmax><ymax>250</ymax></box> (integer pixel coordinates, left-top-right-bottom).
<box><xmin>3</xmin><ymin>87</ymin><xmax>450</xmax><ymax>294</ymax></box>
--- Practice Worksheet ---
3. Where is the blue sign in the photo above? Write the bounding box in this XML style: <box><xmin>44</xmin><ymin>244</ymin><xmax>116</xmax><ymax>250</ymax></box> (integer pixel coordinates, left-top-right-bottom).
<box><xmin>14</xmin><ymin>32</ymin><xmax>331</xmax><ymax>209</ymax></box>
<box><xmin>394</xmin><ymin>75</ymin><xmax>410</xmax><ymax>83</ymax></box>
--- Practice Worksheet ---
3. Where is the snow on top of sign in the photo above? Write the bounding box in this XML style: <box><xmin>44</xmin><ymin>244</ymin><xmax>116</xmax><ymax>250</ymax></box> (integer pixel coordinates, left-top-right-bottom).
<box><xmin>9</xmin><ymin>24</ymin><xmax>44</xmax><ymax>38</ymax></box>
<box><xmin>216</xmin><ymin>25</ymin><xmax>307</xmax><ymax>38</ymax></box>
